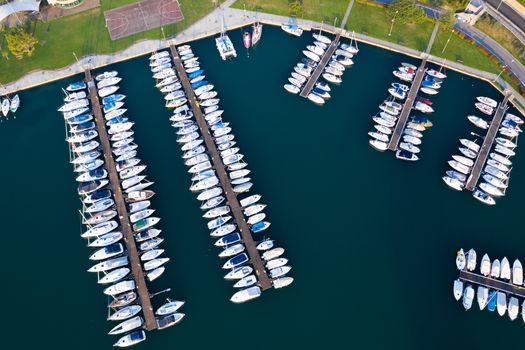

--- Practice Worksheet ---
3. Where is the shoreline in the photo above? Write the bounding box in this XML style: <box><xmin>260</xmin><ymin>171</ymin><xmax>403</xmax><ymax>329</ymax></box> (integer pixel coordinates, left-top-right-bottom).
<box><xmin>2</xmin><ymin>6</ymin><xmax>525</xmax><ymax>114</ymax></box>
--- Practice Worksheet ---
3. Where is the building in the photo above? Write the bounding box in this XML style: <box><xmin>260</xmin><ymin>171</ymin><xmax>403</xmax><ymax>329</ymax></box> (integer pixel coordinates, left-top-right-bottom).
<box><xmin>0</xmin><ymin>0</ymin><xmax>40</xmax><ymax>22</ymax></box>
<box><xmin>455</xmin><ymin>0</ymin><xmax>486</xmax><ymax>25</ymax></box>
<box><xmin>46</xmin><ymin>0</ymin><xmax>84</xmax><ymax>9</ymax></box>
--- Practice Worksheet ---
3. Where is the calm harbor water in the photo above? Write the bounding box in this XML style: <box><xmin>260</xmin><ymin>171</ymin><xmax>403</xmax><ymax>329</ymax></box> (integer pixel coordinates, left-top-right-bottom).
<box><xmin>2</xmin><ymin>26</ymin><xmax>525</xmax><ymax>349</ymax></box>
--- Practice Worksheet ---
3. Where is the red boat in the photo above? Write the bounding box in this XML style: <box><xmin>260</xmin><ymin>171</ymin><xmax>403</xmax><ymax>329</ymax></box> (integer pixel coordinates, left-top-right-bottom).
<box><xmin>243</xmin><ymin>32</ymin><xmax>251</xmax><ymax>49</ymax></box>
<box><xmin>416</xmin><ymin>96</ymin><xmax>433</xmax><ymax>105</ymax></box>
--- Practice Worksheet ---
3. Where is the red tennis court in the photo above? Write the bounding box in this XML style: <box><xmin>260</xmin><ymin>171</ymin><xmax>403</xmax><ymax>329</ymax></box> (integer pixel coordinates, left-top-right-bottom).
<box><xmin>104</xmin><ymin>0</ymin><xmax>184</xmax><ymax>40</ymax></box>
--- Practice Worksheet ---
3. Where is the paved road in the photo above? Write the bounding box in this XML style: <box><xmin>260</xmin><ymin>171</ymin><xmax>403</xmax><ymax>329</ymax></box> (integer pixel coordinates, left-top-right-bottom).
<box><xmin>485</xmin><ymin>0</ymin><xmax>525</xmax><ymax>33</ymax></box>
<box><xmin>485</xmin><ymin>3</ymin><xmax>525</xmax><ymax>45</ymax></box>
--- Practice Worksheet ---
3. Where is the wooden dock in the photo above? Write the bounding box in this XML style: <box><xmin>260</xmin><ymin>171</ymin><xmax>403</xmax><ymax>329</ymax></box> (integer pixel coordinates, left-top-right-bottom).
<box><xmin>299</xmin><ymin>34</ymin><xmax>341</xmax><ymax>98</ymax></box>
<box><xmin>459</xmin><ymin>270</ymin><xmax>525</xmax><ymax>298</ymax></box>
<box><xmin>387</xmin><ymin>59</ymin><xmax>428</xmax><ymax>151</ymax></box>
<box><xmin>169</xmin><ymin>46</ymin><xmax>273</xmax><ymax>291</ymax></box>
<box><xmin>84</xmin><ymin>70</ymin><xmax>157</xmax><ymax>331</ymax></box>
<box><xmin>465</xmin><ymin>93</ymin><xmax>511</xmax><ymax>191</ymax></box>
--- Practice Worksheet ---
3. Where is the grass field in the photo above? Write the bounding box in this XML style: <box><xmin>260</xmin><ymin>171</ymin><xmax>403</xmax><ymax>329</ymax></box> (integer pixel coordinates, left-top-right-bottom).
<box><xmin>0</xmin><ymin>0</ymin><xmax>219</xmax><ymax>83</ymax></box>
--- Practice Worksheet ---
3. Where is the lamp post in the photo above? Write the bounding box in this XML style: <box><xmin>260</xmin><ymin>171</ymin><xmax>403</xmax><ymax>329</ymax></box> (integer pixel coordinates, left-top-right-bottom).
<box><xmin>388</xmin><ymin>11</ymin><xmax>398</xmax><ymax>37</ymax></box>
<box><xmin>442</xmin><ymin>31</ymin><xmax>453</xmax><ymax>53</ymax></box>
<box><xmin>72</xmin><ymin>52</ymin><xmax>79</xmax><ymax>63</ymax></box>
<box><xmin>333</xmin><ymin>16</ymin><xmax>338</xmax><ymax>29</ymax></box>
<box><xmin>494</xmin><ymin>64</ymin><xmax>507</xmax><ymax>82</ymax></box>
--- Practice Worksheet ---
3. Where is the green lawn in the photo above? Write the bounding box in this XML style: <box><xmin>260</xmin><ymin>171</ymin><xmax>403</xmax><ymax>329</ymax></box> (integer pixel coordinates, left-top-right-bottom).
<box><xmin>232</xmin><ymin>0</ymin><xmax>348</xmax><ymax>24</ymax></box>
<box><xmin>346</xmin><ymin>2</ymin><xmax>434</xmax><ymax>52</ymax></box>
<box><xmin>0</xmin><ymin>0</ymin><xmax>219</xmax><ymax>84</ymax></box>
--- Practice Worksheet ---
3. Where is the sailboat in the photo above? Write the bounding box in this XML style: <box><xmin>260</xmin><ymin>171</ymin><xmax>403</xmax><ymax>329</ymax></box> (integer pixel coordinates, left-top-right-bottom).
<box><xmin>251</xmin><ymin>12</ymin><xmax>263</xmax><ymax>46</ymax></box>
<box><xmin>1</xmin><ymin>97</ymin><xmax>10</xmax><ymax>117</ymax></box>
<box><xmin>9</xmin><ymin>94</ymin><xmax>19</xmax><ymax>113</ymax></box>
<box><xmin>216</xmin><ymin>13</ymin><xmax>237</xmax><ymax>60</ymax></box>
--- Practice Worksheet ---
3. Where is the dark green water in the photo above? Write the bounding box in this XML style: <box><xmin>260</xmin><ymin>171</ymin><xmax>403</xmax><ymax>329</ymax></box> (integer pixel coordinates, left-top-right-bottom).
<box><xmin>2</xmin><ymin>26</ymin><xmax>524</xmax><ymax>349</ymax></box>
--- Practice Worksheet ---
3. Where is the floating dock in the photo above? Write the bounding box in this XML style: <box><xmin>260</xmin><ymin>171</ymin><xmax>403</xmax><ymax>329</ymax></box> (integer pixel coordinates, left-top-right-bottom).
<box><xmin>387</xmin><ymin>59</ymin><xmax>428</xmax><ymax>151</ymax></box>
<box><xmin>168</xmin><ymin>46</ymin><xmax>273</xmax><ymax>291</ymax></box>
<box><xmin>465</xmin><ymin>93</ymin><xmax>512</xmax><ymax>191</ymax></box>
<box><xmin>299</xmin><ymin>34</ymin><xmax>341</xmax><ymax>98</ymax></box>
<box><xmin>459</xmin><ymin>270</ymin><xmax>525</xmax><ymax>298</ymax></box>
<box><xmin>84</xmin><ymin>70</ymin><xmax>157</xmax><ymax>331</ymax></box>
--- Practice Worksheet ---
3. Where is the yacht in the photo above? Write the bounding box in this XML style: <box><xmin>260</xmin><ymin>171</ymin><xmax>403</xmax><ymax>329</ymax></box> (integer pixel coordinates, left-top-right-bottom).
<box><xmin>479</xmin><ymin>182</ymin><xmax>504</xmax><ymax>197</ymax></box>
<box><xmin>491</xmin><ymin>259</ymin><xmax>501</xmax><ymax>278</ymax></box>
<box><xmin>230</xmin><ymin>286</ymin><xmax>261</xmax><ymax>303</ymax></box>
<box><xmin>113</xmin><ymin>330</ymin><xmax>146</xmax><ymax>348</ymax></box>
<box><xmin>273</xmin><ymin>277</ymin><xmax>294</xmax><ymax>289</ymax></box>
<box><xmin>218</xmin><ymin>243</ymin><xmax>245</xmax><ymax>258</ymax></box>
<box><xmin>81</xmin><ymin>220</ymin><xmax>118</xmax><ymax>239</ymax></box>
<box><xmin>144</xmin><ymin>257</ymin><xmax>170</xmax><ymax>271</ymax></box>
<box><xmin>281</xmin><ymin>24</ymin><xmax>303</xmax><ymax>37</ymax></box>
<box><xmin>456</xmin><ymin>249</ymin><xmax>466</xmax><ymax>270</ymax></box>
<box><xmin>210</xmin><ymin>224</ymin><xmax>236</xmax><ymax>238</ymax></box>
<box><xmin>103</xmin><ymin>280</ymin><xmax>136</xmax><ymax>296</ymax></box>
<box><xmin>477</xmin><ymin>286</ymin><xmax>488</xmax><ymax>310</ymax></box>
<box><xmin>467</xmin><ymin>115</ymin><xmax>489</xmax><ymax>129</ymax></box>
<box><xmin>476</xmin><ymin>96</ymin><xmax>497</xmax><ymax>108</ymax></box>
<box><xmin>256</xmin><ymin>239</ymin><xmax>274</xmax><ymax>251</ymax></box>
<box><xmin>475</xmin><ymin>102</ymin><xmax>494</xmax><ymax>115</ymax></box>
<box><xmin>233</xmin><ymin>275</ymin><xmax>257</xmax><ymax>288</ymax></box>
<box><xmin>222</xmin><ymin>253</ymin><xmax>249</xmax><ymax>269</ymax></box>
<box><xmin>369</xmin><ymin>139</ymin><xmax>388</xmax><ymax>151</ymax></box>
<box><xmin>140</xmin><ymin>248</ymin><xmax>164</xmax><ymax>262</ymax></box>
<box><xmin>462</xmin><ymin>285</ymin><xmax>474</xmax><ymax>310</ymax></box>
<box><xmin>396</xmin><ymin>150</ymin><xmax>419</xmax><ymax>161</ymax></box>
<box><xmin>501</xmin><ymin>257</ymin><xmax>511</xmax><ymax>280</ymax></box>
<box><xmin>497</xmin><ymin>292</ymin><xmax>507</xmax><ymax>316</ymax></box>
<box><xmin>480</xmin><ymin>254</ymin><xmax>491</xmax><ymax>276</ymax></box>
<box><xmin>466</xmin><ymin>249</ymin><xmax>477</xmax><ymax>271</ymax></box>
<box><xmin>157</xmin><ymin>313</ymin><xmax>185</xmax><ymax>330</ymax></box>
<box><xmin>452</xmin><ymin>155</ymin><xmax>474</xmax><ymax>167</ymax></box>
<box><xmin>453</xmin><ymin>279</ymin><xmax>463</xmax><ymax>301</ymax></box>
<box><xmin>89</xmin><ymin>243</ymin><xmax>124</xmax><ymax>261</ymax></box>
<box><xmin>442</xmin><ymin>176</ymin><xmax>464</xmax><ymax>191</ymax></box>
<box><xmin>88</xmin><ymin>231</ymin><xmax>122</xmax><ymax>248</ymax></box>
<box><xmin>509</xmin><ymin>297</ymin><xmax>519</xmax><ymax>320</ymax></box>
<box><xmin>270</xmin><ymin>265</ymin><xmax>292</xmax><ymax>278</ymax></box>
<box><xmin>512</xmin><ymin>259</ymin><xmax>523</xmax><ymax>285</ymax></box>
<box><xmin>215</xmin><ymin>232</ymin><xmax>241</xmax><ymax>247</ymax></box>
<box><xmin>97</xmin><ymin>267</ymin><xmax>131</xmax><ymax>284</ymax></box>
<box><xmin>108</xmin><ymin>305</ymin><xmax>142</xmax><ymax>321</ymax></box>
<box><xmin>460</xmin><ymin>139</ymin><xmax>480</xmax><ymax>152</ymax></box>
<box><xmin>224</xmin><ymin>265</ymin><xmax>253</xmax><ymax>280</ymax></box>
<box><xmin>448</xmin><ymin>160</ymin><xmax>470</xmax><ymax>175</ymax></box>
<box><xmin>88</xmin><ymin>256</ymin><xmax>128</xmax><ymax>273</ymax></box>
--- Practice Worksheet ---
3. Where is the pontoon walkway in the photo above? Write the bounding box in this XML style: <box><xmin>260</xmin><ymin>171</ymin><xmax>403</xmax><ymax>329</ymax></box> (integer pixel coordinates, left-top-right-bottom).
<box><xmin>459</xmin><ymin>269</ymin><xmax>525</xmax><ymax>298</ymax></box>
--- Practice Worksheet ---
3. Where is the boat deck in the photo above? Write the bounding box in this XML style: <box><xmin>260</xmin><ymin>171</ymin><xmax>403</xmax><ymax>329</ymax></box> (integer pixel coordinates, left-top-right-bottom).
<box><xmin>459</xmin><ymin>269</ymin><xmax>525</xmax><ymax>298</ymax></box>
<box><xmin>465</xmin><ymin>93</ymin><xmax>511</xmax><ymax>191</ymax></box>
<box><xmin>169</xmin><ymin>46</ymin><xmax>273</xmax><ymax>291</ymax></box>
<box><xmin>84</xmin><ymin>70</ymin><xmax>157</xmax><ymax>331</ymax></box>
<box><xmin>299</xmin><ymin>34</ymin><xmax>341</xmax><ymax>98</ymax></box>
<box><xmin>387</xmin><ymin>59</ymin><xmax>428</xmax><ymax>151</ymax></box>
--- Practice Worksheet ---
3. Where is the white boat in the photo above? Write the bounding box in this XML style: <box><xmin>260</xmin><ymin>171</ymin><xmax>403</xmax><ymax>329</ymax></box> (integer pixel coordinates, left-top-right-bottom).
<box><xmin>456</xmin><ymin>249</ymin><xmax>466</xmax><ymax>270</ymax></box>
<box><xmin>307</xmin><ymin>44</ymin><xmax>324</xmax><ymax>56</ymax></box>
<box><xmin>426</xmin><ymin>68</ymin><xmax>446</xmax><ymax>79</ymax></box>
<box><xmin>270</xmin><ymin>265</ymin><xmax>292</xmax><ymax>278</ymax></box>
<box><xmin>97</xmin><ymin>77</ymin><xmax>122</xmax><ymax>89</ymax></box>
<box><xmin>240</xmin><ymin>194</ymin><xmax>261</xmax><ymax>207</ymax></box>
<box><xmin>487</xmin><ymin>159</ymin><xmax>510</xmax><ymax>172</ymax></box>
<box><xmin>369</xmin><ymin>131</ymin><xmax>389</xmax><ymax>143</ymax></box>
<box><xmin>420</xmin><ymin>87</ymin><xmax>438</xmax><ymax>95</ymax></box>
<box><xmin>522</xmin><ymin>300</ymin><xmax>525</xmax><ymax>323</ymax></box>
<box><xmin>230</xmin><ymin>286</ymin><xmax>261</xmax><ymax>303</ymax></box>
<box><xmin>1</xmin><ymin>98</ymin><xmax>10</xmax><ymax>116</ymax></box>
<box><xmin>140</xmin><ymin>248</ymin><xmax>164</xmax><ymax>262</ymax></box>
<box><xmin>506</xmin><ymin>113</ymin><xmax>523</xmax><ymax>124</ymax></box>
<box><xmin>156</xmin><ymin>312</ymin><xmax>185</xmax><ymax>329</ymax></box>
<box><xmin>203</xmin><ymin>205</ymin><xmax>231</xmax><ymax>219</ymax></box>
<box><xmin>281</xmin><ymin>24</ymin><xmax>303</xmax><ymax>36</ymax></box>
<box><xmin>147</xmin><ymin>266</ymin><xmax>165</xmax><ymax>281</ymax></box>
<box><xmin>89</xmin><ymin>243</ymin><xmax>123</xmax><ymax>261</ymax></box>
<box><xmin>491</xmin><ymin>259</ymin><xmax>501</xmax><ymax>278</ymax></box>
<box><xmin>98</xmin><ymin>267</ymin><xmax>130</xmax><ymax>284</ymax></box>
<box><xmin>224</xmin><ymin>265</ymin><xmax>253</xmax><ymax>280</ymax></box>
<box><xmin>399</xmin><ymin>142</ymin><xmax>420</xmax><ymax>154</ymax></box>
<box><xmin>490</xmin><ymin>152</ymin><xmax>512</xmax><ymax>166</ymax></box>
<box><xmin>9</xmin><ymin>94</ymin><xmax>20</xmax><ymax>113</ymax></box>
<box><xmin>475</xmin><ymin>102</ymin><xmax>494</xmax><ymax>115</ymax></box>
<box><xmin>273</xmin><ymin>276</ymin><xmax>294</xmax><ymax>289</ymax></box>
<box><xmin>480</xmin><ymin>254</ymin><xmax>491</xmax><ymax>276</ymax></box>
<box><xmin>219</xmin><ymin>243</ymin><xmax>245</xmax><ymax>258</ymax></box>
<box><xmin>108</xmin><ymin>305</ymin><xmax>142</xmax><ymax>321</ymax></box>
<box><xmin>495</xmin><ymin>144</ymin><xmax>515</xmax><ymax>157</ymax></box>
<box><xmin>466</xmin><ymin>248</ymin><xmax>477</xmax><ymax>271</ymax></box>
<box><xmin>497</xmin><ymin>292</ymin><xmax>507</xmax><ymax>316</ymax></box>
<box><xmin>87</xmin><ymin>256</ymin><xmax>128</xmax><ymax>273</ymax></box>
<box><xmin>99</xmin><ymin>85</ymin><xmax>119</xmax><ymax>98</ymax></box>
<box><xmin>113</xmin><ymin>330</ymin><xmax>146</xmax><ymax>348</ymax></box>
<box><xmin>233</xmin><ymin>275</ymin><xmax>257</xmax><ymax>288</ymax></box>
<box><xmin>448</xmin><ymin>160</ymin><xmax>470</xmax><ymax>175</ymax></box>
<box><xmin>453</xmin><ymin>279</ymin><xmax>463</xmax><ymax>301</ymax></box>
<box><xmin>403</xmin><ymin>134</ymin><xmax>421</xmax><ymax>145</ymax></box>
<box><xmin>256</xmin><ymin>239</ymin><xmax>274</xmax><ymax>251</ymax></box>
<box><xmin>513</xmin><ymin>259</ymin><xmax>523</xmax><ymax>285</ymax></box>
<box><xmin>463</xmin><ymin>285</ymin><xmax>474</xmax><ymax>310</ymax></box>
<box><xmin>81</xmin><ymin>220</ymin><xmax>119</xmax><ymax>239</ymax></box>
<box><xmin>323</xmin><ymin>73</ymin><xmax>342</xmax><ymax>84</ymax></box>
<box><xmin>477</xmin><ymin>286</ymin><xmax>488</xmax><ymax>310</ymax></box>
<box><xmin>458</xmin><ymin>147</ymin><xmax>477</xmax><ymax>159</ymax></box>
<box><xmin>500</xmin><ymin>126</ymin><xmax>519</xmax><ymax>137</ymax></box>
<box><xmin>483</xmin><ymin>174</ymin><xmax>507</xmax><ymax>189</ymax></box>
<box><xmin>266</xmin><ymin>258</ymin><xmax>288</xmax><ymax>270</ymax></box>
<box><xmin>414</xmin><ymin>101</ymin><xmax>434</xmax><ymax>113</ymax></box>
<box><xmin>313</xmin><ymin>33</ymin><xmax>331</xmax><ymax>44</ymax></box>
<box><xmin>369</xmin><ymin>139</ymin><xmax>388</xmax><ymax>151</ymax></box>
<box><xmin>196</xmin><ymin>186</ymin><xmax>222</xmax><ymax>201</ymax></box>
<box><xmin>501</xmin><ymin>257</ymin><xmax>511</xmax><ymax>280</ymax></box>
<box><xmin>442</xmin><ymin>176</ymin><xmax>464</xmax><ymax>191</ymax></box>
<box><xmin>156</xmin><ymin>299</ymin><xmax>185</xmax><ymax>316</ymax></box>
<box><xmin>143</xmin><ymin>257</ymin><xmax>170</xmax><ymax>271</ymax></box>
<box><xmin>307</xmin><ymin>93</ymin><xmax>325</xmax><ymax>105</ymax></box>
<box><xmin>88</xmin><ymin>231</ymin><xmax>122</xmax><ymax>247</ymax></box>
<box><xmin>509</xmin><ymin>297</ymin><xmax>519</xmax><ymax>320</ymax></box>
<box><xmin>467</xmin><ymin>115</ymin><xmax>489</xmax><ymax>129</ymax></box>
<box><xmin>284</xmin><ymin>84</ymin><xmax>300</xmax><ymax>94</ymax></box>
<box><xmin>452</xmin><ymin>155</ymin><xmax>474</xmax><ymax>167</ymax></box>
<box><xmin>375</xmin><ymin>125</ymin><xmax>392</xmax><ymax>135</ymax></box>
<box><xmin>495</xmin><ymin>137</ymin><xmax>516</xmax><ymax>149</ymax></box>
<box><xmin>460</xmin><ymin>139</ymin><xmax>480</xmax><ymax>152</ymax></box>
<box><xmin>103</xmin><ymin>280</ymin><xmax>135</xmax><ymax>296</ymax></box>
<box><xmin>476</xmin><ymin>96</ymin><xmax>497</xmax><ymax>108</ymax></box>
<box><xmin>479</xmin><ymin>182</ymin><xmax>504</xmax><ymax>197</ymax></box>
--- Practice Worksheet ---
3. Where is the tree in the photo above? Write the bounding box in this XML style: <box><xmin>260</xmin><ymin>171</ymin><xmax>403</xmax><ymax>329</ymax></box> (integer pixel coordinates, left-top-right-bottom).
<box><xmin>439</xmin><ymin>10</ymin><xmax>456</xmax><ymax>30</ymax></box>
<box><xmin>4</xmin><ymin>27</ymin><xmax>38</xmax><ymax>59</ymax></box>
<box><xmin>289</xmin><ymin>0</ymin><xmax>302</xmax><ymax>15</ymax></box>
<box><xmin>387</xmin><ymin>0</ymin><xmax>426</xmax><ymax>25</ymax></box>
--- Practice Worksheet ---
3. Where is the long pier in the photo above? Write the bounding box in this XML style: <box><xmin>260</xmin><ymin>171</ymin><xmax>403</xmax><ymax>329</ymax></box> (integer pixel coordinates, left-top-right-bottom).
<box><xmin>387</xmin><ymin>59</ymin><xmax>428</xmax><ymax>151</ymax></box>
<box><xmin>84</xmin><ymin>70</ymin><xmax>157</xmax><ymax>330</ymax></box>
<box><xmin>465</xmin><ymin>93</ymin><xmax>511</xmax><ymax>191</ymax></box>
<box><xmin>299</xmin><ymin>34</ymin><xmax>341</xmax><ymax>97</ymax></box>
<box><xmin>169</xmin><ymin>46</ymin><xmax>273</xmax><ymax>291</ymax></box>
<box><xmin>459</xmin><ymin>270</ymin><xmax>525</xmax><ymax>298</ymax></box>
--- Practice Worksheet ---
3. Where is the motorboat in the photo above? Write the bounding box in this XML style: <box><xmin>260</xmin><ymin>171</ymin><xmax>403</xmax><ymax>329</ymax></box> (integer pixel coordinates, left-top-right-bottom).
<box><xmin>500</xmin><ymin>127</ymin><xmax>519</xmax><ymax>138</ymax></box>
<box><xmin>73</xmin><ymin>140</ymin><xmax>100</xmax><ymax>154</ymax></box>
<box><xmin>143</xmin><ymin>257</ymin><xmax>169</xmax><ymax>271</ymax></box>
<box><xmin>99</xmin><ymin>85</ymin><xmax>119</xmax><ymax>98</ymax></box>
<box><xmin>109</xmin><ymin>291</ymin><xmax>137</xmax><ymax>309</ymax></box>
<box><xmin>83</xmin><ymin>209</ymin><xmax>117</xmax><ymax>225</ymax></box>
<box><xmin>281</xmin><ymin>24</ymin><xmax>303</xmax><ymax>36</ymax></box>
<box><xmin>89</xmin><ymin>243</ymin><xmax>124</xmax><ymax>261</ymax></box>
<box><xmin>157</xmin><ymin>313</ymin><xmax>185</xmax><ymax>330</ymax></box>
<box><xmin>462</xmin><ymin>285</ymin><xmax>474</xmax><ymax>310</ymax></box>
<box><xmin>375</xmin><ymin>124</ymin><xmax>392</xmax><ymax>135</ymax></box>
<box><xmin>426</xmin><ymin>68</ymin><xmax>446</xmax><ymax>79</ymax></box>
<box><xmin>234</xmin><ymin>182</ymin><xmax>253</xmax><ymax>193</ymax></box>
<box><xmin>196</xmin><ymin>186</ymin><xmax>222</xmax><ymax>201</ymax></box>
<box><xmin>403</xmin><ymin>134</ymin><xmax>421</xmax><ymax>145</ymax></box>
<box><xmin>156</xmin><ymin>299</ymin><xmax>185</xmax><ymax>316</ymax></box>
<box><xmin>506</xmin><ymin>113</ymin><xmax>523</xmax><ymax>124</ymax></box>
<box><xmin>135</xmin><ymin>228</ymin><xmax>161</xmax><ymax>242</ymax></box>
<box><xmin>98</xmin><ymin>267</ymin><xmax>130</xmax><ymax>284</ymax></box>
<box><xmin>113</xmin><ymin>330</ymin><xmax>146</xmax><ymax>348</ymax></box>
<box><xmin>273</xmin><ymin>277</ymin><xmax>294</xmax><ymax>289</ymax></box>
<box><xmin>120</xmin><ymin>165</ymin><xmax>147</xmax><ymax>180</ymax></box>
<box><xmin>307</xmin><ymin>93</ymin><xmax>325</xmax><ymax>105</ymax></box>
<box><xmin>369</xmin><ymin>139</ymin><xmax>388</xmax><ymax>151</ymax></box>
<box><xmin>233</xmin><ymin>275</ymin><xmax>257</xmax><ymax>289</ymax></box>
<box><xmin>480</xmin><ymin>254</ymin><xmax>491</xmax><ymax>276</ymax></box>
<box><xmin>64</xmin><ymin>91</ymin><xmax>87</xmax><ymax>102</ymax></box>
<box><xmin>140</xmin><ymin>238</ymin><xmax>164</xmax><ymax>251</ymax></box>
<box><xmin>70</xmin><ymin>121</ymin><xmax>96</xmax><ymax>134</ymax></box>
<box><xmin>476</xmin><ymin>96</ymin><xmax>497</xmax><ymax>108</ymax></box>
<box><xmin>111</xmin><ymin>130</ymin><xmax>134</xmax><ymax>142</ymax></box>
<box><xmin>487</xmin><ymin>291</ymin><xmax>497</xmax><ymax>312</ymax></box>
<box><xmin>200</xmin><ymin>195</ymin><xmax>225</xmax><ymax>210</ymax></box>
<box><xmin>230</xmin><ymin>286</ymin><xmax>261</xmax><ymax>303</ymax></box>
<box><xmin>379</xmin><ymin>104</ymin><xmax>399</xmax><ymax>116</ymax></box>
<box><xmin>203</xmin><ymin>205</ymin><xmax>231</xmax><ymax>219</ymax></box>
<box><xmin>501</xmin><ymin>257</ymin><xmax>511</xmax><ymax>280</ymax></box>
<box><xmin>453</xmin><ymin>279</ymin><xmax>463</xmax><ymax>301</ymax></box>
<box><xmin>420</xmin><ymin>87</ymin><xmax>438</xmax><ymax>95</ymax></box>
<box><xmin>215</xmin><ymin>232</ymin><xmax>242</xmax><ymax>247</ymax></box>
<box><xmin>262</xmin><ymin>247</ymin><xmax>284</xmax><ymax>261</ymax></box>
<box><xmin>495</xmin><ymin>144</ymin><xmax>515</xmax><ymax>157</ymax></box>
<box><xmin>467</xmin><ymin>115</ymin><xmax>489</xmax><ymax>129</ymax></box>
<box><xmin>414</xmin><ymin>101</ymin><xmax>434</xmax><ymax>113</ymax></box>
<box><xmin>218</xmin><ymin>243</ymin><xmax>245</xmax><ymax>258</ymax></box>
<box><xmin>393</xmin><ymin>70</ymin><xmax>413</xmax><ymax>82</ymax></box>
<box><xmin>207</xmin><ymin>215</ymin><xmax>232</xmax><ymax>230</ymax></box>
<box><xmin>490</xmin><ymin>152</ymin><xmax>512</xmax><ymax>166</ymax></box>
<box><xmin>266</xmin><ymin>258</ymin><xmax>288</xmax><ymax>270</ymax></box>
<box><xmin>76</xmin><ymin>168</ymin><xmax>108</xmax><ymax>182</ymax></box>
<box><xmin>307</xmin><ymin>44</ymin><xmax>324</xmax><ymax>56</ymax></box>
<box><xmin>399</xmin><ymin>142</ymin><xmax>420</xmax><ymax>154</ymax></box>
<box><xmin>130</xmin><ymin>209</ymin><xmax>155</xmax><ymax>223</ymax></box>
<box><xmin>97</xmin><ymin>77</ymin><xmax>122</xmax><ymax>89</ymax></box>
<box><xmin>487</xmin><ymin>159</ymin><xmax>510</xmax><ymax>172</ymax></box>
<box><xmin>475</xmin><ymin>102</ymin><xmax>493</xmax><ymax>115</ymax></box>
<box><xmin>456</xmin><ymin>249</ymin><xmax>466</xmax><ymax>270</ymax></box>
<box><xmin>269</xmin><ymin>265</ymin><xmax>292</xmax><ymax>279</ymax></box>
<box><xmin>313</xmin><ymin>33</ymin><xmax>331</xmax><ymax>44</ymax></box>
<box><xmin>88</xmin><ymin>256</ymin><xmax>128</xmax><ymax>273</ymax></box>
<box><xmin>116</xmin><ymin>158</ymin><xmax>141</xmax><ymax>173</ymax></box>
<box><xmin>513</xmin><ymin>259</ymin><xmax>523</xmax><ymax>285</ymax></box>
<box><xmin>495</xmin><ymin>137</ymin><xmax>517</xmax><ymax>149</ymax></box>
<box><xmin>224</xmin><ymin>265</ymin><xmax>253</xmax><ymax>280</ymax></box>
<box><xmin>388</xmin><ymin>87</ymin><xmax>406</xmax><ymax>99</ymax></box>
<box><xmin>447</xmin><ymin>170</ymin><xmax>467</xmax><ymax>182</ymax></box>
<box><xmin>497</xmin><ymin>292</ymin><xmax>507</xmax><ymax>316</ymax></box>
<box><xmin>66</xmin><ymin>81</ymin><xmax>86</xmax><ymax>92</ymax></box>
<box><xmin>83</xmin><ymin>188</ymin><xmax>112</xmax><ymax>204</ymax></box>
<box><xmin>466</xmin><ymin>249</ymin><xmax>477</xmax><ymax>271</ymax></box>
<box><xmin>59</xmin><ymin>98</ymin><xmax>89</xmax><ymax>112</ymax></box>
<box><xmin>477</xmin><ymin>286</ymin><xmax>488</xmax><ymax>310</ymax></box>
<box><xmin>222</xmin><ymin>253</ymin><xmax>249</xmax><ymax>269</ymax></box>
<box><xmin>78</xmin><ymin>179</ymin><xmax>109</xmax><ymax>196</ymax></box>
<box><xmin>482</xmin><ymin>174</ymin><xmax>507</xmax><ymax>189</ymax></box>
<box><xmin>240</xmin><ymin>194</ymin><xmax>261</xmax><ymax>207</ymax></box>
<box><xmin>251</xmin><ymin>221</ymin><xmax>270</xmax><ymax>233</ymax></box>
<box><xmin>340</xmin><ymin>42</ymin><xmax>358</xmax><ymax>54</ymax></box>
<box><xmin>133</xmin><ymin>217</ymin><xmax>160</xmax><ymax>232</ymax></box>
<box><xmin>442</xmin><ymin>176</ymin><xmax>464</xmax><ymax>191</ymax></box>
<box><xmin>509</xmin><ymin>297</ymin><xmax>519</xmax><ymax>321</ymax></box>
<box><xmin>312</xmin><ymin>87</ymin><xmax>330</xmax><ymax>99</ymax></box>
<box><xmin>491</xmin><ymin>259</ymin><xmax>501</xmax><ymax>278</ymax></box>
<box><xmin>247</xmin><ymin>213</ymin><xmax>265</xmax><ymax>225</ymax></box>
<box><xmin>452</xmin><ymin>155</ymin><xmax>474</xmax><ymax>167</ymax></box>
<box><xmin>315</xmin><ymin>81</ymin><xmax>331</xmax><ymax>91</ymax></box>
<box><xmin>103</xmin><ymin>94</ymin><xmax>126</xmax><ymax>105</ymax></box>
<box><xmin>256</xmin><ymin>239</ymin><xmax>274</xmax><ymax>251</ymax></box>
<box><xmin>108</xmin><ymin>305</ymin><xmax>142</xmax><ymax>321</ymax></box>
<box><xmin>147</xmin><ymin>266</ymin><xmax>165</xmax><ymax>281</ymax></box>
<box><xmin>103</xmin><ymin>280</ymin><xmax>136</xmax><ymax>296</ymax></box>
<box><xmin>458</xmin><ymin>147</ymin><xmax>477</xmax><ymax>159</ymax></box>
<box><xmin>484</xmin><ymin>165</ymin><xmax>508</xmax><ymax>181</ymax></box>
<box><xmin>373</xmin><ymin>116</ymin><xmax>395</xmax><ymax>128</ymax></box>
